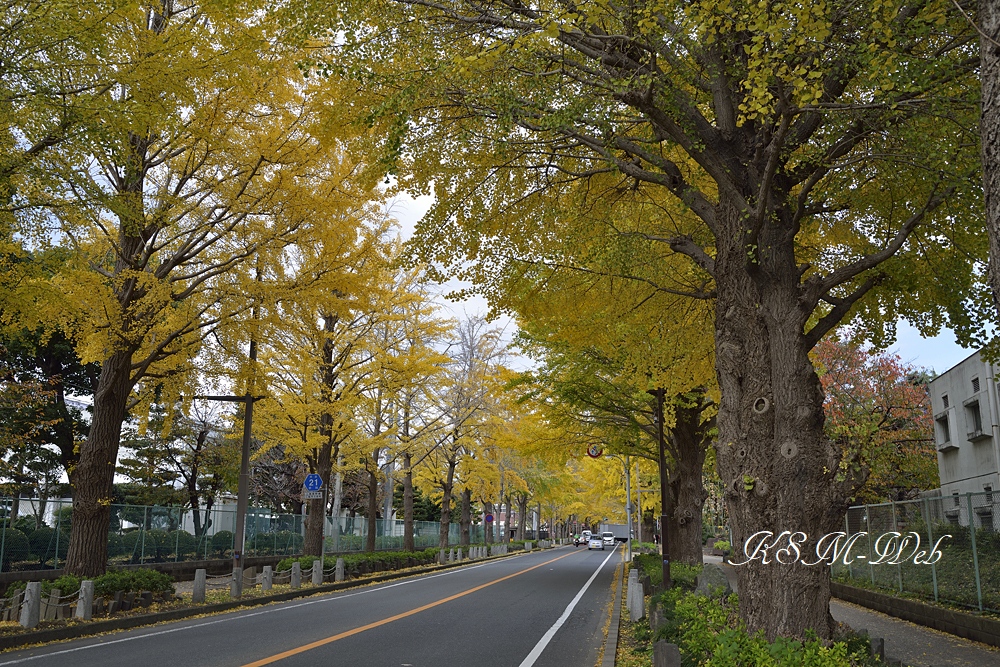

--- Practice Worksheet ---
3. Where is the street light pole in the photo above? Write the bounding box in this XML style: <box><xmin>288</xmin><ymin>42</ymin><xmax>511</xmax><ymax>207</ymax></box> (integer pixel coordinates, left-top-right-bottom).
<box><xmin>624</xmin><ymin>455</ymin><xmax>632</xmax><ymax>561</ymax></box>
<box><xmin>647</xmin><ymin>387</ymin><xmax>671</xmax><ymax>590</ymax></box>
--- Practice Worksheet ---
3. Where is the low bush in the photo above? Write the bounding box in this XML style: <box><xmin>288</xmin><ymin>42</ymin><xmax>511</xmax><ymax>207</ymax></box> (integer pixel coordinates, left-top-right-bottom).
<box><xmin>650</xmin><ymin>584</ymin><xmax>881</xmax><ymax>666</ymax></box>
<box><xmin>276</xmin><ymin>548</ymin><xmax>440</xmax><ymax>575</ymax></box>
<box><xmin>632</xmin><ymin>554</ymin><xmax>701</xmax><ymax>590</ymax></box>
<box><xmin>93</xmin><ymin>569</ymin><xmax>174</xmax><ymax>597</ymax></box>
<box><xmin>211</xmin><ymin>531</ymin><xmax>234</xmax><ymax>556</ymax></box>
<box><xmin>8</xmin><ymin>574</ymin><xmax>83</xmax><ymax>597</ymax></box>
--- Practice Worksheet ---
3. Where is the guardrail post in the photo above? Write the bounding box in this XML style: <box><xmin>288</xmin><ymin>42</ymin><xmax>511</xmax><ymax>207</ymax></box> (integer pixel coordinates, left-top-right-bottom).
<box><xmin>967</xmin><ymin>493</ymin><xmax>984</xmax><ymax>611</ymax></box>
<box><xmin>335</xmin><ymin>557</ymin><xmax>344</xmax><ymax>582</ymax></box>
<box><xmin>291</xmin><ymin>562</ymin><xmax>301</xmax><ymax>589</ymax></box>
<box><xmin>231</xmin><ymin>567</ymin><xmax>243</xmax><ymax>599</ymax></box>
<box><xmin>262</xmin><ymin>566</ymin><xmax>273</xmax><ymax>592</ymax></box>
<box><xmin>19</xmin><ymin>582</ymin><xmax>40</xmax><ymax>628</ymax></box>
<box><xmin>76</xmin><ymin>580</ymin><xmax>94</xmax><ymax>620</ymax></box>
<box><xmin>312</xmin><ymin>560</ymin><xmax>323</xmax><ymax>585</ymax></box>
<box><xmin>890</xmin><ymin>500</ymin><xmax>902</xmax><ymax>593</ymax></box>
<box><xmin>922</xmin><ymin>498</ymin><xmax>939</xmax><ymax>602</ymax></box>
<box><xmin>193</xmin><ymin>569</ymin><xmax>206</xmax><ymax>603</ymax></box>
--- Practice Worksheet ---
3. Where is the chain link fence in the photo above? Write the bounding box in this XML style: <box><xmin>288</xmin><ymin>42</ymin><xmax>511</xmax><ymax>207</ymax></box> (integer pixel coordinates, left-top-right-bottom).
<box><xmin>0</xmin><ymin>498</ymin><xmax>483</xmax><ymax>572</ymax></box>
<box><xmin>833</xmin><ymin>490</ymin><xmax>1000</xmax><ymax>612</ymax></box>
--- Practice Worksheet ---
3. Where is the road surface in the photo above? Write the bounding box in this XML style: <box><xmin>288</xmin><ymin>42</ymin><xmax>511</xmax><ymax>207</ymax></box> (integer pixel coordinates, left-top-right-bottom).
<box><xmin>0</xmin><ymin>545</ymin><xmax>620</xmax><ymax>667</ymax></box>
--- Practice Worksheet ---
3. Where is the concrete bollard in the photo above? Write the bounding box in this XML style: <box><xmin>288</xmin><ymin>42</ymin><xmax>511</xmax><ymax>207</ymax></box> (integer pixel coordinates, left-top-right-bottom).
<box><xmin>20</xmin><ymin>582</ymin><xmax>40</xmax><ymax>629</ymax></box>
<box><xmin>457</xmin><ymin>548</ymin><xmax>463</xmax><ymax>561</ymax></box>
<box><xmin>871</xmin><ymin>637</ymin><xmax>885</xmax><ymax>661</ymax></box>
<box><xmin>653</xmin><ymin>641</ymin><xmax>682</xmax><ymax>667</ymax></box>
<box><xmin>231</xmin><ymin>567</ymin><xmax>243</xmax><ymax>599</ymax></box>
<box><xmin>312</xmin><ymin>560</ymin><xmax>323</xmax><ymax>585</ymax></box>
<box><xmin>291</xmin><ymin>562</ymin><xmax>301</xmax><ymax>589</ymax></box>
<box><xmin>262</xmin><ymin>566</ymin><xmax>273</xmax><ymax>592</ymax></box>
<box><xmin>526</xmin><ymin>541</ymin><xmax>532</xmax><ymax>551</ymax></box>
<box><xmin>192</xmin><ymin>569</ymin><xmax>206</xmax><ymax>603</ymax></box>
<box><xmin>335</xmin><ymin>557</ymin><xmax>345</xmax><ymax>582</ymax></box>
<box><xmin>628</xmin><ymin>570</ymin><xmax>645</xmax><ymax>620</ymax></box>
<box><xmin>449</xmin><ymin>549</ymin><xmax>455</xmax><ymax>563</ymax></box>
<box><xmin>43</xmin><ymin>588</ymin><xmax>60</xmax><ymax>621</ymax></box>
<box><xmin>76</xmin><ymin>580</ymin><xmax>94</xmax><ymax>620</ymax></box>
<box><xmin>243</xmin><ymin>566</ymin><xmax>257</xmax><ymax>590</ymax></box>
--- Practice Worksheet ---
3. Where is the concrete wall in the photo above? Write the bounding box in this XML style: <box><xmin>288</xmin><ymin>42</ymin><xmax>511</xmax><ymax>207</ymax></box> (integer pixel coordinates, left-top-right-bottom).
<box><xmin>928</xmin><ymin>350</ymin><xmax>1000</xmax><ymax>505</ymax></box>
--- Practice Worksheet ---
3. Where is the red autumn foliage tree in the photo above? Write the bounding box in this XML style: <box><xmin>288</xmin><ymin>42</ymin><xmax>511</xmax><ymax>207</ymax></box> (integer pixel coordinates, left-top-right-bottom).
<box><xmin>814</xmin><ymin>337</ymin><xmax>938</xmax><ymax>504</ymax></box>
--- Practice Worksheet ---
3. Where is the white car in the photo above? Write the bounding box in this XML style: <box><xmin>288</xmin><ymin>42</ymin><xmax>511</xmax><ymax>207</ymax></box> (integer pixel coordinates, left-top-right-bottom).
<box><xmin>588</xmin><ymin>536</ymin><xmax>604</xmax><ymax>550</ymax></box>
<box><xmin>601</xmin><ymin>531</ymin><xmax>615</xmax><ymax>546</ymax></box>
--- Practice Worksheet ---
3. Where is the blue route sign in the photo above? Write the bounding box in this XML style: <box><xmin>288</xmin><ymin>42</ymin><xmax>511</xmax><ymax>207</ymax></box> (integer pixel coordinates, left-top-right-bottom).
<box><xmin>304</xmin><ymin>474</ymin><xmax>323</xmax><ymax>491</ymax></box>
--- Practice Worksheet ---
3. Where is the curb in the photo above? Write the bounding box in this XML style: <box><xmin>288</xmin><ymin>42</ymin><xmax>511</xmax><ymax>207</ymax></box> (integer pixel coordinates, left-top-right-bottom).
<box><xmin>602</xmin><ymin>559</ymin><xmax>624</xmax><ymax>667</ymax></box>
<box><xmin>0</xmin><ymin>549</ymin><xmax>534</xmax><ymax>653</ymax></box>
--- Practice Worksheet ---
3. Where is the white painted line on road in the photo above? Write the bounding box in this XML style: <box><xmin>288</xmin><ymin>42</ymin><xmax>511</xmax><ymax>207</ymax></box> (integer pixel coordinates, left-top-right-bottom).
<box><xmin>517</xmin><ymin>546</ymin><xmax>619</xmax><ymax>667</ymax></box>
<box><xmin>0</xmin><ymin>556</ymin><xmax>522</xmax><ymax>666</ymax></box>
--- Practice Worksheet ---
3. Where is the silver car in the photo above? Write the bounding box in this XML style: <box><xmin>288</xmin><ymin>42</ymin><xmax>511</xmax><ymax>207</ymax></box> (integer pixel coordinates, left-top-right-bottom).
<box><xmin>588</xmin><ymin>536</ymin><xmax>604</xmax><ymax>550</ymax></box>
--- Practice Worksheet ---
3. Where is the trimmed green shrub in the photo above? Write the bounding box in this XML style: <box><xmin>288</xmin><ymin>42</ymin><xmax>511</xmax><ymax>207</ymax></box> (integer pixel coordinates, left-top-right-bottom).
<box><xmin>28</xmin><ymin>526</ymin><xmax>67</xmax><ymax>563</ymax></box>
<box><xmin>211</xmin><ymin>531</ymin><xmax>234</xmax><ymax>556</ymax></box>
<box><xmin>653</xmin><ymin>587</ymin><xmax>880</xmax><ymax>666</ymax></box>
<box><xmin>0</xmin><ymin>528</ymin><xmax>30</xmax><ymax>569</ymax></box>
<box><xmin>168</xmin><ymin>530</ymin><xmax>197</xmax><ymax>557</ymax></box>
<box><xmin>107</xmin><ymin>533</ymin><xmax>124</xmax><ymax>558</ymax></box>
<box><xmin>93</xmin><ymin>569</ymin><xmax>174</xmax><ymax>597</ymax></box>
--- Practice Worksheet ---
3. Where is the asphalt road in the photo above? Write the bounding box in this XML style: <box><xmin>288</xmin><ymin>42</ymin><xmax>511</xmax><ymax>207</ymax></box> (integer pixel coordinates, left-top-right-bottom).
<box><xmin>0</xmin><ymin>545</ymin><xmax>621</xmax><ymax>667</ymax></box>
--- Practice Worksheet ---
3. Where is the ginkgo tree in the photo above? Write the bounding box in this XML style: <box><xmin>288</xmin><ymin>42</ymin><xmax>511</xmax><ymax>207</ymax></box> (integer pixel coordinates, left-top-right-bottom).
<box><xmin>329</xmin><ymin>0</ymin><xmax>988</xmax><ymax>638</ymax></box>
<box><xmin>12</xmin><ymin>0</ymin><xmax>382</xmax><ymax>576</ymax></box>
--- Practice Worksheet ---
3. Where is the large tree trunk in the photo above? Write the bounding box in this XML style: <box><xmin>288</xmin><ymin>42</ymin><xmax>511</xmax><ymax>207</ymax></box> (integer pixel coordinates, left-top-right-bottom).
<box><xmin>666</xmin><ymin>391</ymin><xmax>711</xmax><ymax>565</ymax></box>
<box><xmin>459</xmin><ymin>488</ymin><xmax>471</xmax><ymax>546</ymax></box>
<box><xmin>303</xmin><ymin>442</ymin><xmax>333</xmax><ymax>556</ymax></box>
<box><xmin>64</xmin><ymin>350</ymin><xmax>133</xmax><ymax>577</ymax></box>
<box><xmin>365</xmin><ymin>462</ymin><xmax>379</xmax><ymax>552</ymax></box>
<box><xmin>483</xmin><ymin>501</ymin><xmax>494</xmax><ymax>543</ymax></box>
<box><xmin>516</xmin><ymin>495</ymin><xmax>528</xmax><ymax>541</ymax></box>
<box><xmin>402</xmin><ymin>453</ymin><xmax>415</xmax><ymax>552</ymax></box>
<box><xmin>983</xmin><ymin>0</ymin><xmax>1000</xmax><ymax>318</ymax></box>
<box><xmin>713</xmin><ymin>200</ymin><xmax>848</xmax><ymax>640</ymax></box>
<box><xmin>437</xmin><ymin>457</ymin><xmax>456</xmax><ymax>550</ymax></box>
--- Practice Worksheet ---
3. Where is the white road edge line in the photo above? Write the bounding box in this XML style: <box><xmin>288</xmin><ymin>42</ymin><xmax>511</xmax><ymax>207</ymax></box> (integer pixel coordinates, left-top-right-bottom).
<box><xmin>0</xmin><ymin>553</ymin><xmax>537</xmax><ymax>666</ymax></box>
<box><xmin>517</xmin><ymin>546</ymin><xmax>619</xmax><ymax>667</ymax></box>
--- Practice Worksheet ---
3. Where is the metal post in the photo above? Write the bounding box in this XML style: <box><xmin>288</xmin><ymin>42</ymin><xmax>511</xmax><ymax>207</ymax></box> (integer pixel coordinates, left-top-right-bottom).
<box><xmin>141</xmin><ymin>506</ymin><xmax>148</xmax><ymax>563</ymax></box>
<box><xmin>625</xmin><ymin>455</ymin><xmax>633</xmax><ymax>561</ymax></box>
<box><xmin>233</xmin><ymin>365</ymin><xmax>256</xmax><ymax>574</ymax></box>
<box><xmin>175</xmin><ymin>508</ymin><xmax>181</xmax><ymax>562</ymax></box>
<box><xmin>844</xmin><ymin>513</ymin><xmax>852</xmax><ymax>580</ymax></box>
<box><xmin>53</xmin><ymin>503</ymin><xmax>60</xmax><ymax>568</ymax></box>
<box><xmin>967</xmin><ymin>493</ymin><xmax>984</xmax><ymax>611</ymax></box>
<box><xmin>635</xmin><ymin>463</ymin><xmax>642</xmax><ymax>546</ymax></box>
<box><xmin>647</xmin><ymin>387</ymin><xmax>671</xmax><ymax>589</ymax></box>
<box><xmin>923</xmin><ymin>497</ymin><xmax>939</xmax><ymax>602</ymax></box>
<box><xmin>866</xmin><ymin>507</ymin><xmax>875</xmax><ymax>585</ymax></box>
<box><xmin>890</xmin><ymin>500</ymin><xmax>904</xmax><ymax>593</ymax></box>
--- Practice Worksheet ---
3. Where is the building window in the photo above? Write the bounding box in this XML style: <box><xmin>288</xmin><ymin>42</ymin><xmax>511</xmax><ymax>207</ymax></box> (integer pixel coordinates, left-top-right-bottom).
<box><xmin>987</xmin><ymin>485</ymin><xmax>994</xmax><ymax>504</ymax></box>
<box><xmin>967</xmin><ymin>401</ymin><xmax>983</xmax><ymax>435</ymax></box>
<box><xmin>954</xmin><ymin>492</ymin><xmax>961</xmax><ymax>507</ymax></box>
<box><xmin>973</xmin><ymin>377</ymin><xmax>981</xmax><ymax>393</ymax></box>
<box><xmin>943</xmin><ymin>394</ymin><xmax>950</xmax><ymax>409</ymax></box>
<box><xmin>937</xmin><ymin>415</ymin><xmax>950</xmax><ymax>443</ymax></box>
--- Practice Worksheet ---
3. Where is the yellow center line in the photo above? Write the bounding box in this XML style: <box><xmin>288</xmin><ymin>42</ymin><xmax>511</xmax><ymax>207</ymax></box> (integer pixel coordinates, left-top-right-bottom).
<box><xmin>239</xmin><ymin>550</ymin><xmax>580</xmax><ymax>667</ymax></box>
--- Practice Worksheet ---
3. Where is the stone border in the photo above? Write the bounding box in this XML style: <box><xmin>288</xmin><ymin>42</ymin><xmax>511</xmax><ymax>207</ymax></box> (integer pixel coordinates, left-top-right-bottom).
<box><xmin>0</xmin><ymin>550</ymin><xmax>525</xmax><ymax>653</ymax></box>
<box><xmin>602</xmin><ymin>562</ymin><xmax>624</xmax><ymax>667</ymax></box>
<box><xmin>831</xmin><ymin>581</ymin><xmax>1000</xmax><ymax>648</ymax></box>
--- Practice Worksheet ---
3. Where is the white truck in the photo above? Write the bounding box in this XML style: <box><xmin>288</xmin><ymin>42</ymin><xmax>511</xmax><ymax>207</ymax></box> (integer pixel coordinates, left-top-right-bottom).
<box><xmin>598</xmin><ymin>523</ymin><xmax>631</xmax><ymax>542</ymax></box>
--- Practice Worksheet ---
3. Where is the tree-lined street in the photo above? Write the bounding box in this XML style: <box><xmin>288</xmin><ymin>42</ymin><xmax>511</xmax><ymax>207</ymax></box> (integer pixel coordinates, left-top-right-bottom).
<box><xmin>0</xmin><ymin>546</ymin><xmax>619</xmax><ymax>667</ymax></box>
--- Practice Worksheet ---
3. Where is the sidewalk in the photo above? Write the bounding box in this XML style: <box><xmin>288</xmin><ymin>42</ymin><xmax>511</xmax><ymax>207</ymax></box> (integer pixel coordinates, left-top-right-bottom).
<box><xmin>703</xmin><ymin>554</ymin><xmax>1000</xmax><ymax>667</ymax></box>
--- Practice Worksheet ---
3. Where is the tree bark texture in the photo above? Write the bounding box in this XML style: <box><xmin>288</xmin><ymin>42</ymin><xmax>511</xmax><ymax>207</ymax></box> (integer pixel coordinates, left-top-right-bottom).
<box><xmin>712</xmin><ymin>199</ymin><xmax>847</xmax><ymax>640</ymax></box>
<box><xmin>402</xmin><ymin>453</ymin><xmax>415</xmax><ymax>552</ymax></box>
<box><xmin>437</xmin><ymin>457</ymin><xmax>456</xmax><ymax>550</ymax></box>
<box><xmin>64</xmin><ymin>350</ymin><xmax>134</xmax><ymax>577</ymax></box>
<box><xmin>459</xmin><ymin>488</ymin><xmax>471</xmax><ymax>546</ymax></box>
<box><xmin>984</xmin><ymin>0</ymin><xmax>1000</xmax><ymax>319</ymax></box>
<box><xmin>366</xmin><ymin>463</ymin><xmax>380</xmax><ymax>552</ymax></box>
<box><xmin>483</xmin><ymin>501</ymin><xmax>494</xmax><ymax>543</ymax></box>
<box><xmin>665</xmin><ymin>391</ymin><xmax>712</xmax><ymax>565</ymax></box>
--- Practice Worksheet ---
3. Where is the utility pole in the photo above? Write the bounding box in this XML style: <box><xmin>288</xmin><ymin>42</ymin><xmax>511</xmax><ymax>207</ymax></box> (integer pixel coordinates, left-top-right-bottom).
<box><xmin>647</xmin><ymin>387</ymin><xmax>671</xmax><ymax>589</ymax></box>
